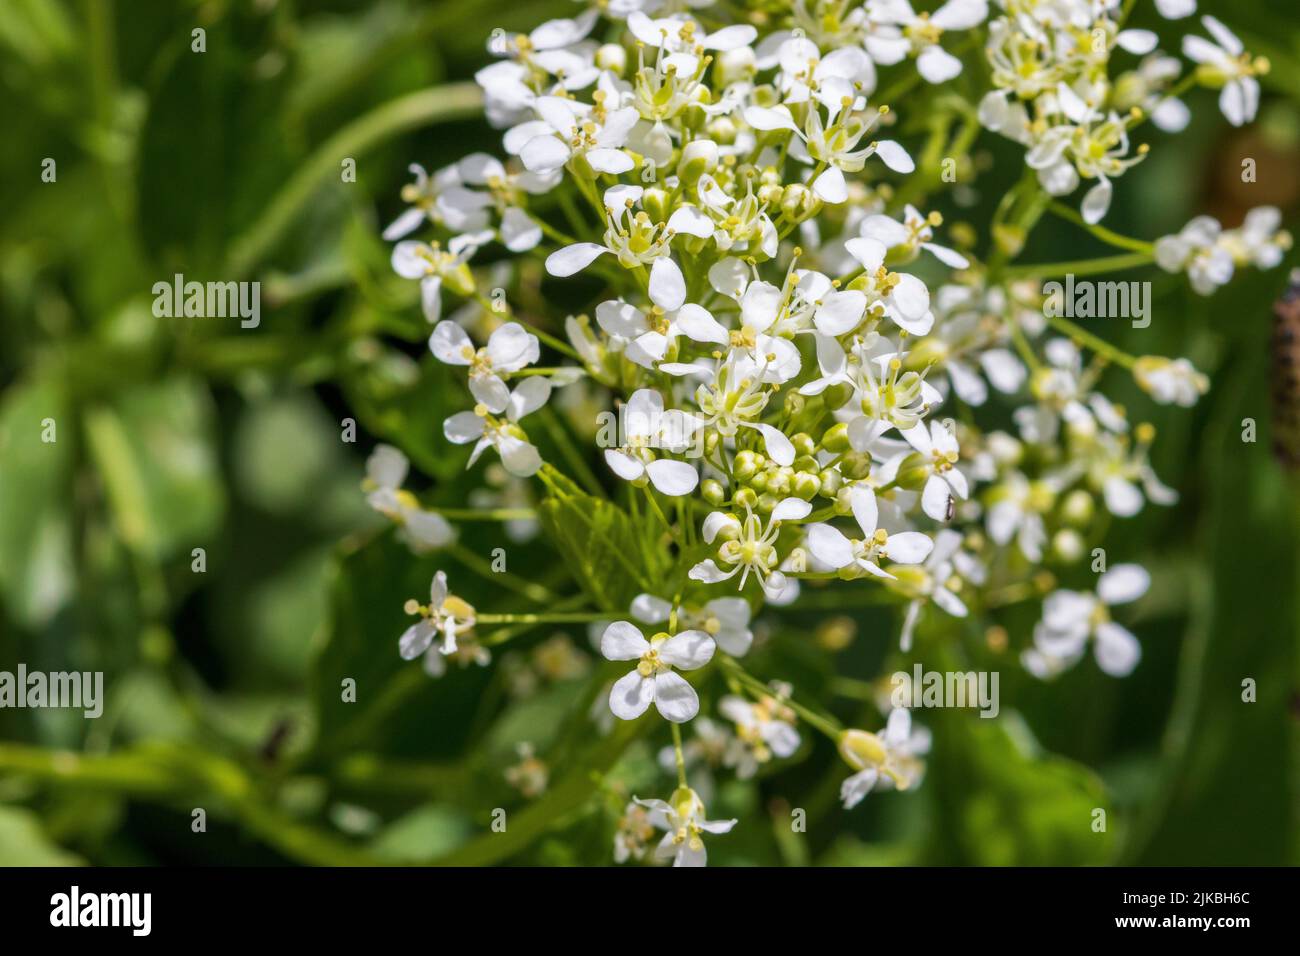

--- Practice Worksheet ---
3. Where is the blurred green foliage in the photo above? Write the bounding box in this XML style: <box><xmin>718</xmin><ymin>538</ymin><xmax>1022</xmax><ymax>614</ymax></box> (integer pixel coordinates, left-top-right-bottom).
<box><xmin>0</xmin><ymin>0</ymin><xmax>1297</xmax><ymax>866</ymax></box>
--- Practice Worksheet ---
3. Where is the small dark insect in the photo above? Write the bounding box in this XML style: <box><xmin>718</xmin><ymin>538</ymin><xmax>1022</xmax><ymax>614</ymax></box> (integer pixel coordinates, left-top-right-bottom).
<box><xmin>1271</xmin><ymin>269</ymin><xmax>1300</xmax><ymax>469</ymax></box>
<box><xmin>945</xmin><ymin>494</ymin><xmax>956</xmax><ymax>522</ymax></box>
<box><xmin>258</xmin><ymin>717</ymin><xmax>295</xmax><ymax>764</ymax></box>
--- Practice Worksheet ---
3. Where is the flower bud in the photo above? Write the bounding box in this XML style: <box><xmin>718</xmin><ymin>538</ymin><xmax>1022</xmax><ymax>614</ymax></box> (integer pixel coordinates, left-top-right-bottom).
<box><xmin>821</xmin><ymin>422</ymin><xmax>851</xmax><ymax>453</ymax></box>
<box><xmin>701</xmin><ymin>478</ymin><xmax>725</xmax><ymax>505</ymax></box>
<box><xmin>791</xmin><ymin>432</ymin><xmax>815</xmax><ymax>458</ymax></box>
<box><xmin>715</xmin><ymin>46</ymin><xmax>756</xmax><ymax>86</ymax></box>
<box><xmin>677</xmin><ymin>139</ymin><xmax>719</xmax><ymax>185</ymax></box>
<box><xmin>733</xmin><ymin>487</ymin><xmax>758</xmax><ymax>511</ymax></box>
<box><xmin>757</xmin><ymin>493</ymin><xmax>779</xmax><ymax>513</ymax></box>
<box><xmin>1061</xmin><ymin>489</ymin><xmax>1094</xmax><ymax>526</ymax></box>
<box><xmin>780</xmin><ymin>183</ymin><xmax>816</xmax><ymax>221</ymax></box>
<box><xmin>733</xmin><ymin>449</ymin><xmax>760</xmax><ymax>481</ymax></box>
<box><xmin>838</xmin><ymin>729</ymin><xmax>886</xmax><ymax>771</ymax></box>
<box><xmin>1052</xmin><ymin>528</ymin><xmax>1085</xmax><ymax>563</ymax></box>
<box><xmin>595</xmin><ymin>43</ymin><xmax>627</xmax><ymax>75</ymax></box>
<box><xmin>793</xmin><ymin>471</ymin><xmax>821</xmax><ymax>500</ymax></box>
<box><xmin>642</xmin><ymin>186</ymin><xmax>671</xmax><ymax>223</ymax></box>
<box><xmin>822</xmin><ymin>382</ymin><xmax>854</xmax><ymax>411</ymax></box>
<box><xmin>818</xmin><ymin>468</ymin><xmax>842</xmax><ymax>497</ymax></box>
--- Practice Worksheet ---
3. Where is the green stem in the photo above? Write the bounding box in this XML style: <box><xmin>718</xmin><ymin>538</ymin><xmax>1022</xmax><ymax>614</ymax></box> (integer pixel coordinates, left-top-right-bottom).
<box><xmin>226</xmin><ymin>83</ymin><xmax>483</xmax><ymax>276</ymax></box>
<box><xmin>1002</xmin><ymin>251</ymin><xmax>1154</xmax><ymax>281</ymax></box>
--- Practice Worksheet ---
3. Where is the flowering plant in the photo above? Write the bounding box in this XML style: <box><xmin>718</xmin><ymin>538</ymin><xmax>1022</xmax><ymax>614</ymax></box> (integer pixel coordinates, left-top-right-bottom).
<box><xmin>368</xmin><ymin>0</ymin><xmax>1289</xmax><ymax>865</ymax></box>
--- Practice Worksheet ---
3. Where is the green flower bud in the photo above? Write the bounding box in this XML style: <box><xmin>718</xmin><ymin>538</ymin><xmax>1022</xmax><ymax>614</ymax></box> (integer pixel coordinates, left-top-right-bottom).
<box><xmin>733</xmin><ymin>450</ymin><xmax>760</xmax><ymax>481</ymax></box>
<box><xmin>793</xmin><ymin>472</ymin><xmax>821</xmax><ymax>500</ymax></box>
<box><xmin>793</xmin><ymin>454</ymin><xmax>819</xmax><ymax>473</ymax></box>
<box><xmin>595</xmin><ymin>43</ymin><xmax>626</xmax><ymax>75</ymax></box>
<box><xmin>701</xmin><ymin>478</ymin><xmax>725</xmax><ymax>506</ymax></box>
<box><xmin>818</xmin><ymin>468</ymin><xmax>842</xmax><ymax>497</ymax></box>
<box><xmin>642</xmin><ymin>187</ymin><xmax>671</xmax><ymax>223</ymax></box>
<box><xmin>1061</xmin><ymin>489</ymin><xmax>1094</xmax><ymax>526</ymax></box>
<box><xmin>733</xmin><ymin>487</ymin><xmax>758</xmax><ymax>511</ymax></box>
<box><xmin>822</xmin><ymin>422</ymin><xmax>851</xmax><ymax>453</ymax></box>
<box><xmin>750</xmin><ymin>469</ymin><xmax>770</xmax><ymax>493</ymax></box>
<box><xmin>757</xmin><ymin>493</ymin><xmax>779</xmax><ymax>514</ymax></box>
<box><xmin>791</xmin><ymin>432</ymin><xmax>816</xmax><ymax>458</ymax></box>
<box><xmin>822</xmin><ymin>382</ymin><xmax>854</xmax><ymax>411</ymax></box>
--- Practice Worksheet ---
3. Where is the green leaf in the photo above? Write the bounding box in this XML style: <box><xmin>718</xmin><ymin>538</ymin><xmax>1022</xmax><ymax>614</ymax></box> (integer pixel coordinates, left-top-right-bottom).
<box><xmin>0</xmin><ymin>804</ymin><xmax>85</xmax><ymax>865</ymax></box>
<box><xmin>928</xmin><ymin>712</ymin><xmax>1114</xmax><ymax>865</ymax></box>
<box><xmin>83</xmin><ymin>376</ymin><xmax>224</xmax><ymax>564</ymax></box>
<box><xmin>538</xmin><ymin>483</ymin><xmax>664</xmax><ymax>613</ymax></box>
<box><xmin>0</xmin><ymin>374</ymin><xmax>74</xmax><ymax>627</ymax></box>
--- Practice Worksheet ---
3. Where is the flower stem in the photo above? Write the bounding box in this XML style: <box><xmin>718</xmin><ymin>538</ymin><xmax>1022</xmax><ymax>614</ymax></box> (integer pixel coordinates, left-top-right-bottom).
<box><xmin>671</xmin><ymin>722</ymin><xmax>688</xmax><ymax>788</ymax></box>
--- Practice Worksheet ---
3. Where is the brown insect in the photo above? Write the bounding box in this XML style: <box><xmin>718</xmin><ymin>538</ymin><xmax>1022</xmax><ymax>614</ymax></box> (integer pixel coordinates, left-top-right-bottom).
<box><xmin>1272</xmin><ymin>269</ymin><xmax>1300</xmax><ymax>469</ymax></box>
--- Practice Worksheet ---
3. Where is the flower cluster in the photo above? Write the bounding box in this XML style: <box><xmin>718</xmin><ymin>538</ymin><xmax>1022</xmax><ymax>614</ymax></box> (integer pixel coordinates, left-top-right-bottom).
<box><xmin>365</xmin><ymin>1</ymin><xmax>1289</xmax><ymax>866</ymax></box>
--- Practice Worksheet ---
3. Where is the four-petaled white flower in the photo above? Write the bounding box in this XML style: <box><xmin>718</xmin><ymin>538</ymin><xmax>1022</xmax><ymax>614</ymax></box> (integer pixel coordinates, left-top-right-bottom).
<box><xmin>399</xmin><ymin>571</ymin><xmax>477</xmax><ymax>661</ymax></box>
<box><xmin>691</xmin><ymin>498</ymin><xmax>812</xmax><ymax>598</ymax></box>
<box><xmin>1026</xmin><ymin>564</ymin><xmax>1150</xmax><ymax>678</ymax></box>
<box><xmin>1183</xmin><ymin>16</ymin><xmax>1265</xmax><ymax>127</ymax></box>
<box><xmin>805</xmin><ymin>485</ymin><xmax>934</xmax><ymax>579</ymax></box>
<box><xmin>430</xmin><ymin>320</ymin><xmax>540</xmax><ymax>412</ymax></box>
<box><xmin>634</xmin><ymin>787</ymin><xmax>737</xmax><ymax>867</ymax></box>
<box><xmin>444</xmin><ymin>377</ymin><xmax>551</xmax><ymax>477</ymax></box>
<box><xmin>601</xmin><ymin>621</ymin><xmax>716</xmax><ymax>722</ymax></box>
<box><xmin>362</xmin><ymin>444</ymin><xmax>454</xmax><ymax>552</ymax></box>
<box><xmin>838</xmin><ymin>709</ymin><xmax>931</xmax><ymax>809</ymax></box>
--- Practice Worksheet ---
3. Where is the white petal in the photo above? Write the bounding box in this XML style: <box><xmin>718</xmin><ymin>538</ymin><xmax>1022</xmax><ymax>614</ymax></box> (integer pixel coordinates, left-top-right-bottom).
<box><xmin>1097</xmin><ymin>564</ymin><xmax>1150</xmax><ymax>605</ymax></box>
<box><xmin>674</xmin><ymin>304</ymin><xmax>728</xmax><ymax>344</ymax></box>
<box><xmin>1094</xmin><ymin>622</ymin><xmax>1141</xmax><ymax>677</ymax></box>
<box><xmin>443</xmin><ymin>412</ymin><xmax>484</xmax><ymax>444</ymax></box>
<box><xmin>666</xmin><ymin>205</ymin><xmax>715</xmax><ymax>239</ymax></box>
<box><xmin>1117</xmin><ymin>29</ymin><xmax>1158</xmax><ymax>55</ymax></box>
<box><xmin>605</xmin><ymin>448</ymin><xmax>646</xmax><ymax>482</ymax></box>
<box><xmin>609</xmin><ymin>670</ymin><xmax>655</xmax><ymax>719</ymax></box>
<box><xmin>649</xmin><ymin>258</ymin><xmax>687</xmax><ymax>312</ymax></box>
<box><xmin>753</xmin><ymin>423</ymin><xmax>795</xmax><ymax>466</ymax></box>
<box><xmin>586</xmin><ymin>148</ymin><xmax>635</xmax><ymax>174</ymax></box>
<box><xmin>601</xmin><ymin>621</ymin><xmax>650</xmax><ymax>660</ymax></box>
<box><xmin>545</xmin><ymin>242</ymin><xmax>608</xmax><ymax>277</ymax></box>
<box><xmin>814</xmin><ymin>290</ymin><xmax>867</xmax><ymax>336</ymax></box>
<box><xmin>647</xmin><ymin>458</ymin><xmax>699</xmax><ymax>496</ymax></box>
<box><xmin>812</xmin><ymin>165</ymin><xmax>848</xmax><ymax>204</ymax></box>
<box><xmin>884</xmin><ymin>531</ymin><xmax>933</xmax><ymax>564</ymax></box>
<box><xmin>771</xmin><ymin>497</ymin><xmax>812</xmax><ymax>521</ymax></box>
<box><xmin>872</xmin><ymin>140</ymin><xmax>914</xmax><ymax>173</ymax></box>
<box><xmin>921</xmin><ymin>474</ymin><xmax>953</xmax><ymax>522</ymax></box>
<box><xmin>917</xmin><ymin>45</ymin><xmax>963</xmax><ymax>84</ymax></box>
<box><xmin>652</xmin><ymin>672</ymin><xmax>700</xmax><ymax>722</ymax></box>
<box><xmin>520</xmin><ymin>134</ymin><xmax>571</xmax><ymax>172</ymax></box>
<box><xmin>1080</xmin><ymin>178</ymin><xmax>1113</xmax><ymax>225</ymax></box>
<box><xmin>659</xmin><ymin>630</ymin><xmax>716</xmax><ymax>669</ymax></box>
<box><xmin>806</xmin><ymin>523</ymin><xmax>854</xmax><ymax>567</ymax></box>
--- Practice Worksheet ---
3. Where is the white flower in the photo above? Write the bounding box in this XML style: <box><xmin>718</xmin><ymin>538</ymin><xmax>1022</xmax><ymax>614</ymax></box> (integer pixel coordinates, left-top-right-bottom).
<box><xmin>430</xmin><ymin>320</ymin><xmax>540</xmax><ymax>412</ymax></box>
<box><xmin>719</xmin><ymin>693</ymin><xmax>801</xmax><ymax>773</ymax></box>
<box><xmin>514</xmin><ymin>93</ymin><xmax>639</xmax><ymax>175</ymax></box>
<box><xmin>805</xmin><ymin>485</ymin><xmax>933</xmax><ymax>579</ymax></box>
<box><xmin>858</xmin><ymin>204</ymin><xmax>970</xmax><ymax>269</ymax></box>
<box><xmin>545</xmin><ymin>186</ymin><xmax>686</xmax><ymax>307</ymax></box>
<box><xmin>635</xmin><ymin>787</ymin><xmax>737</xmax><ymax>867</ymax></box>
<box><xmin>895</xmin><ymin>420</ymin><xmax>969</xmax><ymax>521</ymax></box>
<box><xmin>897</xmin><ymin>528</ymin><xmax>975</xmax><ymax>651</ymax></box>
<box><xmin>630</xmin><ymin>593</ymin><xmax>755</xmax><ymax>656</ymax></box>
<box><xmin>600</xmin><ymin>621</ymin><xmax>716</xmax><ymax>722</ymax></box>
<box><xmin>838</xmin><ymin>709</ymin><xmax>931</xmax><ymax>809</ymax></box>
<box><xmin>744</xmin><ymin>99</ymin><xmax>913</xmax><ymax>205</ymax></box>
<box><xmin>1156</xmin><ymin>0</ymin><xmax>1196</xmax><ymax>19</ymax></box>
<box><xmin>1029</xmin><ymin>564</ymin><xmax>1150</xmax><ymax>677</ymax></box>
<box><xmin>362</xmin><ymin>444</ymin><xmax>454</xmax><ymax>552</ymax></box>
<box><xmin>1133</xmin><ymin>356</ymin><xmax>1208</xmax><ymax>407</ymax></box>
<box><xmin>690</xmin><ymin>352</ymin><xmax>799</xmax><ymax>463</ymax></box>
<box><xmin>691</xmin><ymin>498</ymin><xmax>812</xmax><ymax>598</ymax></box>
<box><xmin>1155</xmin><ymin>215</ymin><xmax>1234</xmax><ymax>295</ymax></box>
<box><xmin>391</xmin><ymin>231</ymin><xmax>492</xmax><ymax>322</ymax></box>
<box><xmin>604</xmin><ymin>388</ymin><xmax>700</xmax><ymax>495</ymax></box>
<box><xmin>1182</xmin><ymin>16</ymin><xmax>1265</xmax><ymax>127</ymax></box>
<box><xmin>398</xmin><ymin>571</ymin><xmax>477</xmax><ymax>659</ymax></box>
<box><xmin>1219</xmin><ymin>206</ymin><xmax>1291</xmax><ymax>270</ymax></box>
<box><xmin>443</xmin><ymin>377</ymin><xmax>551</xmax><ymax>477</ymax></box>
<box><xmin>865</xmin><ymin>0</ymin><xmax>988</xmax><ymax>84</ymax></box>
<box><xmin>383</xmin><ymin>163</ymin><xmax>482</xmax><ymax>240</ymax></box>
<box><xmin>841</xmin><ymin>237</ymin><xmax>934</xmax><ymax>335</ymax></box>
